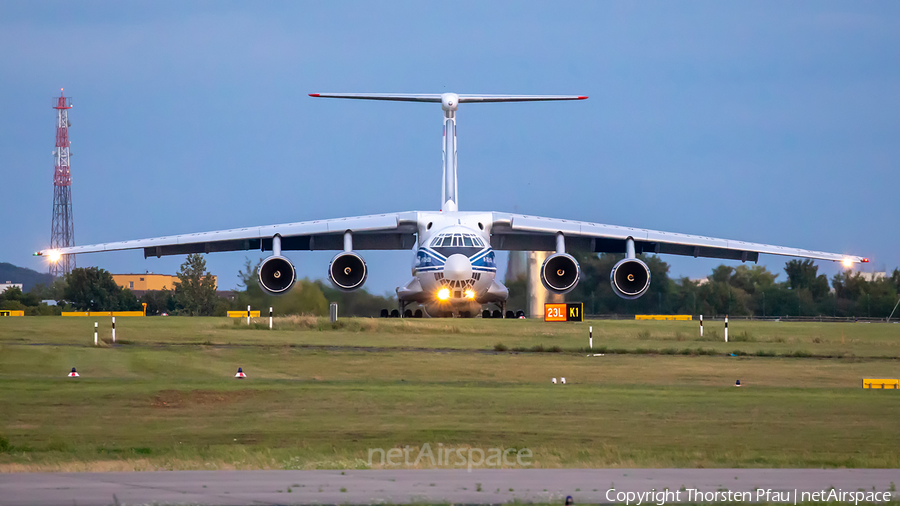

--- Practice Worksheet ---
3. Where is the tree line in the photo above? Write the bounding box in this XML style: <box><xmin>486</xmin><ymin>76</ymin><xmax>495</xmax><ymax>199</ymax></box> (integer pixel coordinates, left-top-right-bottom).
<box><xmin>5</xmin><ymin>253</ymin><xmax>897</xmax><ymax>318</ymax></box>
<box><xmin>11</xmin><ymin>255</ymin><xmax>217</xmax><ymax>315</ymax></box>
<box><xmin>3</xmin><ymin>254</ymin><xmax>395</xmax><ymax>317</ymax></box>
<box><xmin>560</xmin><ymin>253</ymin><xmax>900</xmax><ymax>318</ymax></box>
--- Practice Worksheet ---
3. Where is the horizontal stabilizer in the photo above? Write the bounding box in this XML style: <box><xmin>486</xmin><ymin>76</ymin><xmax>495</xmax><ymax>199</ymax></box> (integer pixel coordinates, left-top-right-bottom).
<box><xmin>458</xmin><ymin>95</ymin><xmax>587</xmax><ymax>103</ymax></box>
<box><xmin>309</xmin><ymin>93</ymin><xmax>587</xmax><ymax>103</ymax></box>
<box><xmin>308</xmin><ymin>92</ymin><xmax>588</xmax><ymax>213</ymax></box>
<box><xmin>310</xmin><ymin>93</ymin><xmax>442</xmax><ymax>102</ymax></box>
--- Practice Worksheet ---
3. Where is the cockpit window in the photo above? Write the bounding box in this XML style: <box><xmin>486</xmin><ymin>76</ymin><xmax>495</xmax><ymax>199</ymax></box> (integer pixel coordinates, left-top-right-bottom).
<box><xmin>431</xmin><ymin>233</ymin><xmax>484</xmax><ymax>247</ymax></box>
<box><xmin>429</xmin><ymin>232</ymin><xmax>486</xmax><ymax>256</ymax></box>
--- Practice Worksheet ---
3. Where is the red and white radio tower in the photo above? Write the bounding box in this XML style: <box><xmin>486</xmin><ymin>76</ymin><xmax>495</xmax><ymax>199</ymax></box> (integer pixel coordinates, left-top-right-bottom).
<box><xmin>50</xmin><ymin>88</ymin><xmax>75</xmax><ymax>277</ymax></box>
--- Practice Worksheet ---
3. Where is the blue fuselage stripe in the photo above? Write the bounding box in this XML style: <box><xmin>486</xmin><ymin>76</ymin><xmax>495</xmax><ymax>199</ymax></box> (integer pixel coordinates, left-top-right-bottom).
<box><xmin>414</xmin><ymin>246</ymin><xmax>495</xmax><ymax>275</ymax></box>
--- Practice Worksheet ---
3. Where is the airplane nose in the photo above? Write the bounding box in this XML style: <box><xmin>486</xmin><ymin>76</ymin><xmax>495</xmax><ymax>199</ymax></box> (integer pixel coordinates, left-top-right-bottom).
<box><xmin>443</xmin><ymin>254</ymin><xmax>472</xmax><ymax>281</ymax></box>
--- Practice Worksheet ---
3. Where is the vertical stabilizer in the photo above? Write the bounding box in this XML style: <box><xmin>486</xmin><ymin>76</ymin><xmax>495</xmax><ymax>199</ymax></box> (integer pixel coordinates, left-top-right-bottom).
<box><xmin>441</xmin><ymin>93</ymin><xmax>459</xmax><ymax>211</ymax></box>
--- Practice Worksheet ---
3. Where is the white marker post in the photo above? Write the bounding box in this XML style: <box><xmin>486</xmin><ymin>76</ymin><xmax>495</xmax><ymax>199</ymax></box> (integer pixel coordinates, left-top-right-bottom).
<box><xmin>724</xmin><ymin>315</ymin><xmax>729</xmax><ymax>342</ymax></box>
<box><xmin>247</xmin><ymin>305</ymin><xmax>251</xmax><ymax>326</ymax></box>
<box><xmin>111</xmin><ymin>317</ymin><xmax>116</xmax><ymax>343</ymax></box>
<box><xmin>93</xmin><ymin>322</ymin><xmax>98</xmax><ymax>346</ymax></box>
<box><xmin>700</xmin><ymin>314</ymin><xmax>703</xmax><ymax>338</ymax></box>
<box><xmin>589</xmin><ymin>326</ymin><xmax>593</xmax><ymax>350</ymax></box>
<box><xmin>269</xmin><ymin>307</ymin><xmax>273</xmax><ymax>330</ymax></box>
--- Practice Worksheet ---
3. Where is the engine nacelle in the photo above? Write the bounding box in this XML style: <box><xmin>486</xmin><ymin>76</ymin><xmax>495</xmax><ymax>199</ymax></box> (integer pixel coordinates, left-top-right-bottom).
<box><xmin>328</xmin><ymin>251</ymin><xmax>367</xmax><ymax>291</ymax></box>
<box><xmin>610</xmin><ymin>258</ymin><xmax>651</xmax><ymax>299</ymax></box>
<box><xmin>540</xmin><ymin>253</ymin><xmax>580</xmax><ymax>294</ymax></box>
<box><xmin>257</xmin><ymin>255</ymin><xmax>296</xmax><ymax>295</ymax></box>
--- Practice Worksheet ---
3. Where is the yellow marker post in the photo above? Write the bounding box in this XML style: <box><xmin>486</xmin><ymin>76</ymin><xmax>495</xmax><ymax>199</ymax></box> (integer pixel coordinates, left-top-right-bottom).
<box><xmin>863</xmin><ymin>379</ymin><xmax>900</xmax><ymax>389</ymax></box>
<box><xmin>227</xmin><ymin>311</ymin><xmax>260</xmax><ymax>318</ymax></box>
<box><xmin>62</xmin><ymin>311</ymin><xmax>144</xmax><ymax>317</ymax></box>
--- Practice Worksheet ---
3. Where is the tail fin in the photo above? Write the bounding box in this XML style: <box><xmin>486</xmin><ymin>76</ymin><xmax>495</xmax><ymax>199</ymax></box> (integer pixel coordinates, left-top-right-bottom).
<box><xmin>310</xmin><ymin>93</ymin><xmax>587</xmax><ymax>211</ymax></box>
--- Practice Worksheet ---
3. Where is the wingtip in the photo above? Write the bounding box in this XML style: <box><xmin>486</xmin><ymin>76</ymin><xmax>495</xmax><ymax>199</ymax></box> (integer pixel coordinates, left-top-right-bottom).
<box><xmin>309</xmin><ymin>93</ymin><xmax>320</xmax><ymax>97</ymax></box>
<box><xmin>578</xmin><ymin>96</ymin><xmax>588</xmax><ymax>100</ymax></box>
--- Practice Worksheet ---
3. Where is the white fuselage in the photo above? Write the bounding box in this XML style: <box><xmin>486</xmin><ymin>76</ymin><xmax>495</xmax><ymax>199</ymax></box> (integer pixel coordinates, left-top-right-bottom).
<box><xmin>398</xmin><ymin>211</ymin><xmax>508</xmax><ymax>317</ymax></box>
<box><xmin>310</xmin><ymin>93</ymin><xmax>585</xmax><ymax>316</ymax></box>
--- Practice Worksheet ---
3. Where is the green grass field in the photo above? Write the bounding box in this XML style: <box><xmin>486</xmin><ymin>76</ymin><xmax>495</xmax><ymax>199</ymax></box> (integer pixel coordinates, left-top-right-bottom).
<box><xmin>1</xmin><ymin>316</ymin><xmax>898</xmax><ymax>472</ymax></box>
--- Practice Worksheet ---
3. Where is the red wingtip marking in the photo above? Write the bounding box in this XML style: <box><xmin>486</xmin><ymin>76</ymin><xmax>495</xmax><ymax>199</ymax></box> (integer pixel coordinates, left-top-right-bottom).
<box><xmin>578</xmin><ymin>96</ymin><xmax>588</xmax><ymax>100</ymax></box>
<box><xmin>309</xmin><ymin>93</ymin><xmax>320</xmax><ymax>97</ymax></box>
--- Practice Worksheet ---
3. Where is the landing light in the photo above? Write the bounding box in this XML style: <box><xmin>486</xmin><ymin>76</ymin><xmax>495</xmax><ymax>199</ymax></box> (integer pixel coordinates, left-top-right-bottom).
<box><xmin>437</xmin><ymin>288</ymin><xmax>450</xmax><ymax>300</ymax></box>
<box><xmin>842</xmin><ymin>258</ymin><xmax>854</xmax><ymax>268</ymax></box>
<box><xmin>464</xmin><ymin>289</ymin><xmax>476</xmax><ymax>299</ymax></box>
<box><xmin>48</xmin><ymin>250</ymin><xmax>62</xmax><ymax>263</ymax></box>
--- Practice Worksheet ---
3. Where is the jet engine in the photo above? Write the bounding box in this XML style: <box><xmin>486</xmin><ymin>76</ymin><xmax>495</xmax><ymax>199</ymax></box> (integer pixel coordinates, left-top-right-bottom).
<box><xmin>257</xmin><ymin>255</ymin><xmax>296</xmax><ymax>295</ymax></box>
<box><xmin>328</xmin><ymin>251</ymin><xmax>367</xmax><ymax>291</ymax></box>
<box><xmin>610</xmin><ymin>258</ymin><xmax>651</xmax><ymax>299</ymax></box>
<box><xmin>540</xmin><ymin>253</ymin><xmax>580</xmax><ymax>294</ymax></box>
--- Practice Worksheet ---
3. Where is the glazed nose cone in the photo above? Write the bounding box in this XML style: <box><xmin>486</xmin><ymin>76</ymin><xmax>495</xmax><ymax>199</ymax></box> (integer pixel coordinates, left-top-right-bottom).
<box><xmin>443</xmin><ymin>254</ymin><xmax>472</xmax><ymax>281</ymax></box>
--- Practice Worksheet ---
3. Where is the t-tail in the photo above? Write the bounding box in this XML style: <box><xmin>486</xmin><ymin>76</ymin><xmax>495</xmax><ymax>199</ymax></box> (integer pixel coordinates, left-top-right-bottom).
<box><xmin>309</xmin><ymin>93</ymin><xmax>587</xmax><ymax>212</ymax></box>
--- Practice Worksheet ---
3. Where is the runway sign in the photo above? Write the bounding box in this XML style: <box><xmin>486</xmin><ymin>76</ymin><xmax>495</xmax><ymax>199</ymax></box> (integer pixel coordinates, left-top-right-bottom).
<box><xmin>0</xmin><ymin>310</ymin><xmax>25</xmax><ymax>316</ymax></box>
<box><xmin>636</xmin><ymin>315</ymin><xmax>693</xmax><ymax>321</ymax></box>
<box><xmin>544</xmin><ymin>303</ymin><xmax>583</xmax><ymax>322</ymax></box>
<box><xmin>863</xmin><ymin>378</ymin><xmax>899</xmax><ymax>389</ymax></box>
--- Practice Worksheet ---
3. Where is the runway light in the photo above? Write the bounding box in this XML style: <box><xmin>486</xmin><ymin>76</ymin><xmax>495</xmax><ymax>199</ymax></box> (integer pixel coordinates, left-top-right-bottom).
<box><xmin>464</xmin><ymin>289</ymin><xmax>475</xmax><ymax>299</ymax></box>
<box><xmin>48</xmin><ymin>250</ymin><xmax>62</xmax><ymax>263</ymax></box>
<box><xmin>437</xmin><ymin>288</ymin><xmax>450</xmax><ymax>300</ymax></box>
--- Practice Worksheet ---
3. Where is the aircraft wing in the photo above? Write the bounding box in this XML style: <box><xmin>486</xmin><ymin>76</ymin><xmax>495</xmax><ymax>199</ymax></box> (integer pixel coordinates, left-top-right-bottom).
<box><xmin>36</xmin><ymin>212</ymin><xmax>420</xmax><ymax>259</ymax></box>
<box><xmin>489</xmin><ymin>212</ymin><xmax>867</xmax><ymax>265</ymax></box>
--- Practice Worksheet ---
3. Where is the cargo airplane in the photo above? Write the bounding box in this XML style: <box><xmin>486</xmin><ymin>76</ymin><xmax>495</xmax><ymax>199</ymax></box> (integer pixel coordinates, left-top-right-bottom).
<box><xmin>37</xmin><ymin>93</ymin><xmax>868</xmax><ymax>317</ymax></box>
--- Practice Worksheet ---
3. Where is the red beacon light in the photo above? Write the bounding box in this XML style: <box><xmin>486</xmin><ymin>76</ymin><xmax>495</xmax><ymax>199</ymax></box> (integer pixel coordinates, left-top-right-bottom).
<box><xmin>862</xmin><ymin>258</ymin><xmax>869</xmax><ymax>263</ymax></box>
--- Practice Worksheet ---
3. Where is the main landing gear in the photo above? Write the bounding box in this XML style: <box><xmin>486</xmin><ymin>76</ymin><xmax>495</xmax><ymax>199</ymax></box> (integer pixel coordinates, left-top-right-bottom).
<box><xmin>481</xmin><ymin>302</ymin><xmax>525</xmax><ymax>319</ymax></box>
<box><xmin>380</xmin><ymin>306</ymin><xmax>423</xmax><ymax>318</ymax></box>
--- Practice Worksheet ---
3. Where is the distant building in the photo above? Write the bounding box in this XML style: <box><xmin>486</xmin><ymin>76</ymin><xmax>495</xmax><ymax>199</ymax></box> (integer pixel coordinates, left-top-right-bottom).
<box><xmin>851</xmin><ymin>271</ymin><xmax>886</xmax><ymax>282</ymax></box>
<box><xmin>112</xmin><ymin>272</ymin><xmax>217</xmax><ymax>296</ymax></box>
<box><xmin>525</xmin><ymin>251</ymin><xmax>563</xmax><ymax>318</ymax></box>
<box><xmin>505</xmin><ymin>251</ymin><xmax>527</xmax><ymax>283</ymax></box>
<box><xmin>503</xmin><ymin>251</ymin><xmax>563</xmax><ymax>317</ymax></box>
<box><xmin>0</xmin><ymin>281</ymin><xmax>23</xmax><ymax>294</ymax></box>
<box><xmin>216</xmin><ymin>290</ymin><xmax>237</xmax><ymax>301</ymax></box>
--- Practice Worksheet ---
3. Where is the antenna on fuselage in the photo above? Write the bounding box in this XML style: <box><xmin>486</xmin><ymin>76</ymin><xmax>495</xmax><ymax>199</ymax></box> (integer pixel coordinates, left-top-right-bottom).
<box><xmin>309</xmin><ymin>93</ymin><xmax>588</xmax><ymax>212</ymax></box>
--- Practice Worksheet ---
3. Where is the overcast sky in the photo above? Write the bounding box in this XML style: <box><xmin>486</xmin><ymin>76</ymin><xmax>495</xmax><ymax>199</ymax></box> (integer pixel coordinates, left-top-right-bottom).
<box><xmin>1</xmin><ymin>1</ymin><xmax>896</xmax><ymax>295</ymax></box>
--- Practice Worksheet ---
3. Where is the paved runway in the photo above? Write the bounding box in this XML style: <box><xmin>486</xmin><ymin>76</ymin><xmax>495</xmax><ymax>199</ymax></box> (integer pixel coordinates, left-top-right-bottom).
<box><xmin>1</xmin><ymin>469</ymin><xmax>897</xmax><ymax>505</ymax></box>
